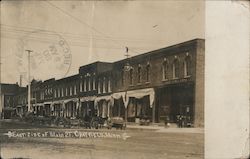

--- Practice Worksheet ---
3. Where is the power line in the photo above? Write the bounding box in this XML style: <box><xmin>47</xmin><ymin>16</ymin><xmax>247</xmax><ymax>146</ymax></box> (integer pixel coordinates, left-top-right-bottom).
<box><xmin>43</xmin><ymin>1</ymin><xmax>142</xmax><ymax>55</ymax></box>
<box><xmin>2</xmin><ymin>30</ymin><xmax>157</xmax><ymax>51</ymax></box>
<box><xmin>1</xmin><ymin>23</ymin><xmax>167</xmax><ymax>43</ymax></box>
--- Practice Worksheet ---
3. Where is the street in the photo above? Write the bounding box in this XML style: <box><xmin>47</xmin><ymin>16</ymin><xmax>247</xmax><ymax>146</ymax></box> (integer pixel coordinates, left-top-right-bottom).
<box><xmin>0</xmin><ymin>120</ymin><xmax>204</xmax><ymax>159</ymax></box>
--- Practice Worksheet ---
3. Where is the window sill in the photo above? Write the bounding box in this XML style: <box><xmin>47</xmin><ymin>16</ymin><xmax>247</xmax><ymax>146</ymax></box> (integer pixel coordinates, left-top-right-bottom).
<box><xmin>145</xmin><ymin>81</ymin><xmax>150</xmax><ymax>84</ymax></box>
<box><xmin>162</xmin><ymin>79</ymin><xmax>168</xmax><ymax>82</ymax></box>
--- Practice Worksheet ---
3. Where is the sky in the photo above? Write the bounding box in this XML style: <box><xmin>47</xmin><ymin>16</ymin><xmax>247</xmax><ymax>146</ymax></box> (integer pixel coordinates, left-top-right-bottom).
<box><xmin>1</xmin><ymin>0</ymin><xmax>204</xmax><ymax>86</ymax></box>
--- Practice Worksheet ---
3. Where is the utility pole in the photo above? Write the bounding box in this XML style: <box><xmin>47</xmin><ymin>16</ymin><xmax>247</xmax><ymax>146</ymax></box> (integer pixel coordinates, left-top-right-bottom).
<box><xmin>0</xmin><ymin>60</ymin><xmax>2</xmax><ymax>119</ymax></box>
<box><xmin>26</xmin><ymin>50</ymin><xmax>32</xmax><ymax>112</ymax></box>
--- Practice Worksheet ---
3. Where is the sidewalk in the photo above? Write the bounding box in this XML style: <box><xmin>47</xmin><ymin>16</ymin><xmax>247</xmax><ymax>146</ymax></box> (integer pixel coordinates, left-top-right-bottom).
<box><xmin>126</xmin><ymin>124</ymin><xmax>204</xmax><ymax>134</ymax></box>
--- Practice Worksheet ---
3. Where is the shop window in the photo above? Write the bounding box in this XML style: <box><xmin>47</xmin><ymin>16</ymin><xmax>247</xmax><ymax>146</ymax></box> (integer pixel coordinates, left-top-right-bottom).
<box><xmin>137</xmin><ymin>65</ymin><xmax>142</xmax><ymax>83</ymax></box>
<box><xmin>162</xmin><ymin>59</ymin><xmax>168</xmax><ymax>80</ymax></box>
<box><xmin>173</xmin><ymin>58</ymin><xmax>180</xmax><ymax>79</ymax></box>
<box><xmin>146</xmin><ymin>64</ymin><xmax>150</xmax><ymax>82</ymax></box>
<box><xmin>184</xmin><ymin>55</ymin><xmax>192</xmax><ymax>77</ymax></box>
<box><xmin>129</xmin><ymin>69</ymin><xmax>133</xmax><ymax>85</ymax></box>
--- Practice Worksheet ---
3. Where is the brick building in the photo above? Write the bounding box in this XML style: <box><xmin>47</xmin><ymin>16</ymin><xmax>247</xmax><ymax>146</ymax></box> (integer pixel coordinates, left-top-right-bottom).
<box><xmin>0</xmin><ymin>83</ymin><xmax>21</xmax><ymax>118</ymax></box>
<box><xmin>6</xmin><ymin>38</ymin><xmax>204</xmax><ymax>127</ymax></box>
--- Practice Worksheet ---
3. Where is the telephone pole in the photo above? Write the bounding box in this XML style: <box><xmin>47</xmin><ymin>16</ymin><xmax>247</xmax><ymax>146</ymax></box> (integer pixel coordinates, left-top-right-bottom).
<box><xmin>26</xmin><ymin>50</ymin><xmax>33</xmax><ymax>112</ymax></box>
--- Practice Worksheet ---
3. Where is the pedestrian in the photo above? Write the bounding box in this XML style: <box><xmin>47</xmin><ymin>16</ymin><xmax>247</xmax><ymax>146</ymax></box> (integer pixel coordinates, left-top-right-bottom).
<box><xmin>165</xmin><ymin>115</ymin><xmax>170</xmax><ymax>128</ymax></box>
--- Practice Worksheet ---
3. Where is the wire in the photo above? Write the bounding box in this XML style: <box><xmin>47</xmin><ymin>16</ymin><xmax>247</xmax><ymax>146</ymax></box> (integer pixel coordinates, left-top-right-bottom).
<box><xmin>43</xmin><ymin>1</ymin><xmax>142</xmax><ymax>55</ymax></box>
<box><xmin>1</xmin><ymin>23</ymin><xmax>167</xmax><ymax>43</ymax></box>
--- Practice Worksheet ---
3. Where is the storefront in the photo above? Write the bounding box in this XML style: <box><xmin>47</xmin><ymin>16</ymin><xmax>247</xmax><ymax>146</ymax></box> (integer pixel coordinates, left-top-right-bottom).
<box><xmin>155</xmin><ymin>82</ymin><xmax>194</xmax><ymax>124</ymax></box>
<box><xmin>79</xmin><ymin>96</ymin><xmax>96</xmax><ymax>119</ymax></box>
<box><xmin>33</xmin><ymin>103</ymin><xmax>44</xmax><ymax>116</ymax></box>
<box><xmin>64</xmin><ymin>98</ymin><xmax>79</xmax><ymax>119</ymax></box>
<box><xmin>44</xmin><ymin>102</ymin><xmax>52</xmax><ymax>117</ymax></box>
<box><xmin>52</xmin><ymin>102</ymin><xmax>63</xmax><ymax>117</ymax></box>
<box><xmin>95</xmin><ymin>95</ymin><xmax>112</xmax><ymax>118</ymax></box>
<box><xmin>112</xmin><ymin>88</ymin><xmax>155</xmax><ymax>122</ymax></box>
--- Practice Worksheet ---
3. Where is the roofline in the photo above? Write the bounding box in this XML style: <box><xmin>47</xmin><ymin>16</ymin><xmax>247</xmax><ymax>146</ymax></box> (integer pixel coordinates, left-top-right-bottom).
<box><xmin>79</xmin><ymin>61</ymin><xmax>112</xmax><ymax>69</ymax></box>
<box><xmin>114</xmin><ymin>38</ymin><xmax>204</xmax><ymax>64</ymax></box>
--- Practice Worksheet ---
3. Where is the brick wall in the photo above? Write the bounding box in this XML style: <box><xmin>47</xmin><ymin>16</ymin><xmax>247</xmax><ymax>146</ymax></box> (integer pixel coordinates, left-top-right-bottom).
<box><xmin>194</xmin><ymin>39</ymin><xmax>205</xmax><ymax>127</ymax></box>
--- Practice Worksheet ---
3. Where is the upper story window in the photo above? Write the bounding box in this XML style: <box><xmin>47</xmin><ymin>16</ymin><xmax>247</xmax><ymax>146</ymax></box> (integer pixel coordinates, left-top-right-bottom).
<box><xmin>93</xmin><ymin>77</ymin><xmax>96</xmax><ymax>90</ymax></box>
<box><xmin>162</xmin><ymin>59</ymin><xmax>168</xmax><ymax>80</ymax></box>
<box><xmin>88</xmin><ymin>77</ymin><xmax>91</xmax><ymax>91</ymax></box>
<box><xmin>129</xmin><ymin>69</ymin><xmax>133</xmax><ymax>85</ymax></box>
<box><xmin>137</xmin><ymin>65</ymin><xmax>142</xmax><ymax>83</ymax></box>
<box><xmin>108</xmin><ymin>77</ymin><xmax>111</xmax><ymax>92</ymax></box>
<box><xmin>80</xmin><ymin>81</ymin><xmax>83</xmax><ymax>92</ymax></box>
<box><xmin>173</xmin><ymin>56</ymin><xmax>180</xmax><ymax>79</ymax></box>
<box><xmin>146</xmin><ymin>63</ymin><xmax>150</xmax><ymax>82</ymax></box>
<box><xmin>121</xmin><ymin>70</ymin><xmax>125</xmax><ymax>86</ymax></box>
<box><xmin>84</xmin><ymin>78</ymin><xmax>86</xmax><ymax>92</ymax></box>
<box><xmin>98</xmin><ymin>79</ymin><xmax>101</xmax><ymax>94</ymax></box>
<box><xmin>74</xmin><ymin>85</ymin><xmax>77</xmax><ymax>95</ymax></box>
<box><xmin>70</xmin><ymin>86</ymin><xmax>72</xmax><ymax>96</ymax></box>
<box><xmin>54</xmin><ymin>89</ymin><xmax>57</xmax><ymax>98</ymax></box>
<box><xmin>103</xmin><ymin>77</ymin><xmax>106</xmax><ymax>93</ymax></box>
<box><xmin>184</xmin><ymin>53</ymin><xmax>192</xmax><ymax>77</ymax></box>
<box><xmin>57</xmin><ymin>88</ymin><xmax>60</xmax><ymax>97</ymax></box>
<box><xmin>61</xmin><ymin>88</ymin><xmax>64</xmax><ymax>97</ymax></box>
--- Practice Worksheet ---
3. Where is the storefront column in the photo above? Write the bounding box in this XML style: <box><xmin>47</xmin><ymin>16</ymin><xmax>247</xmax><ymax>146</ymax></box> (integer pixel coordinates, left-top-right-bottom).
<box><xmin>152</xmin><ymin>102</ymin><xmax>155</xmax><ymax>123</ymax></box>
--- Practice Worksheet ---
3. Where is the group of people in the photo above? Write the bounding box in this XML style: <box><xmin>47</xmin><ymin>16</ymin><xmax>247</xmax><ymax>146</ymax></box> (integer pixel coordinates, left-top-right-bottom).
<box><xmin>165</xmin><ymin>115</ymin><xmax>192</xmax><ymax>128</ymax></box>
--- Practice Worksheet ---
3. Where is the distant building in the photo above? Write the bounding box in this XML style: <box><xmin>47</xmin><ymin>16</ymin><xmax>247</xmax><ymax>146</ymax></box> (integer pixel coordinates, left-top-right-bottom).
<box><xmin>0</xmin><ymin>83</ymin><xmax>21</xmax><ymax>119</ymax></box>
<box><xmin>4</xmin><ymin>39</ymin><xmax>204</xmax><ymax>127</ymax></box>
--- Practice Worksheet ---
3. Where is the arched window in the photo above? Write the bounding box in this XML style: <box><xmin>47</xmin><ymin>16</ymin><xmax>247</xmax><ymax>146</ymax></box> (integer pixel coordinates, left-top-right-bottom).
<box><xmin>98</xmin><ymin>79</ymin><xmax>101</xmax><ymax>94</ymax></box>
<box><xmin>173</xmin><ymin>58</ymin><xmax>180</xmax><ymax>79</ymax></box>
<box><xmin>88</xmin><ymin>77</ymin><xmax>91</xmax><ymax>91</ymax></box>
<box><xmin>84</xmin><ymin>78</ymin><xmax>86</xmax><ymax>92</ymax></box>
<box><xmin>121</xmin><ymin>70</ymin><xmax>124</xmax><ymax>86</ymax></box>
<box><xmin>184</xmin><ymin>55</ymin><xmax>192</xmax><ymax>77</ymax></box>
<box><xmin>138</xmin><ymin>65</ymin><xmax>142</xmax><ymax>83</ymax></box>
<box><xmin>146</xmin><ymin>63</ymin><xmax>150</xmax><ymax>82</ymax></box>
<box><xmin>162</xmin><ymin>59</ymin><xmax>168</xmax><ymax>80</ymax></box>
<box><xmin>103</xmin><ymin>77</ymin><xmax>106</xmax><ymax>93</ymax></box>
<box><xmin>80</xmin><ymin>81</ymin><xmax>82</xmax><ymax>92</ymax></box>
<box><xmin>92</xmin><ymin>76</ymin><xmax>96</xmax><ymax>90</ymax></box>
<box><xmin>108</xmin><ymin>77</ymin><xmax>111</xmax><ymax>92</ymax></box>
<box><xmin>129</xmin><ymin>69</ymin><xmax>133</xmax><ymax>85</ymax></box>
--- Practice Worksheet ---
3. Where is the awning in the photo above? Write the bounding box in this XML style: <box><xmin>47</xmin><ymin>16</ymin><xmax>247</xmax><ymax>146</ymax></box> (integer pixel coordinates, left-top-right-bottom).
<box><xmin>80</xmin><ymin>96</ymin><xmax>96</xmax><ymax>102</ymax></box>
<box><xmin>33</xmin><ymin>103</ymin><xmax>44</xmax><ymax>107</ymax></box>
<box><xmin>44</xmin><ymin>102</ymin><xmax>52</xmax><ymax>105</ymax></box>
<box><xmin>64</xmin><ymin>98</ymin><xmax>78</xmax><ymax>104</ymax></box>
<box><xmin>94</xmin><ymin>95</ymin><xmax>113</xmax><ymax>108</ymax></box>
<box><xmin>16</xmin><ymin>105</ymin><xmax>23</xmax><ymax>108</ymax></box>
<box><xmin>112</xmin><ymin>88</ymin><xmax>155</xmax><ymax>108</ymax></box>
